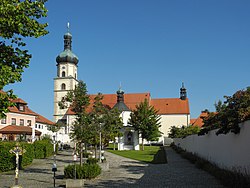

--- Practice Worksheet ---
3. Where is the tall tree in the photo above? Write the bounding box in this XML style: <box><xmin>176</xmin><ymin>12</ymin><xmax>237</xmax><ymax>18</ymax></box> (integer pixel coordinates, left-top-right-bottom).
<box><xmin>103</xmin><ymin>108</ymin><xmax>123</xmax><ymax>150</ymax></box>
<box><xmin>59</xmin><ymin>80</ymin><xmax>90</xmax><ymax>165</ymax></box>
<box><xmin>89</xmin><ymin>94</ymin><xmax>123</xmax><ymax>151</ymax></box>
<box><xmin>129</xmin><ymin>99</ymin><xmax>162</xmax><ymax>150</ymax></box>
<box><xmin>0</xmin><ymin>0</ymin><xmax>48</xmax><ymax>118</ymax></box>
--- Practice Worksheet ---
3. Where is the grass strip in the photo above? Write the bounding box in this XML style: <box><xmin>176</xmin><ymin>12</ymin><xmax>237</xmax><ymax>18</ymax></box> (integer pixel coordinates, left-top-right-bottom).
<box><xmin>107</xmin><ymin>145</ymin><xmax>167</xmax><ymax>164</ymax></box>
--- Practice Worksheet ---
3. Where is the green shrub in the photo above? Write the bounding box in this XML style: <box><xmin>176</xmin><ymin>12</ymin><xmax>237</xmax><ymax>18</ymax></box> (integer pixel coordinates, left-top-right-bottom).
<box><xmin>86</xmin><ymin>158</ymin><xmax>98</xmax><ymax>164</ymax></box>
<box><xmin>64</xmin><ymin>163</ymin><xmax>101</xmax><ymax>179</ymax></box>
<box><xmin>82</xmin><ymin>151</ymin><xmax>89</xmax><ymax>158</ymax></box>
<box><xmin>19</xmin><ymin>142</ymin><xmax>34</xmax><ymax>168</ymax></box>
<box><xmin>0</xmin><ymin>142</ymin><xmax>34</xmax><ymax>172</ymax></box>
<box><xmin>33</xmin><ymin>140</ymin><xmax>53</xmax><ymax>159</ymax></box>
<box><xmin>85</xmin><ymin>164</ymin><xmax>101</xmax><ymax>179</ymax></box>
<box><xmin>0</xmin><ymin>142</ymin><xmax>16</xmax><ymax>172</ymax></box>
<box><xmin>33</xmin><ymin>141</ymin><xmax>45</xmax><ymax>158</ymax></box>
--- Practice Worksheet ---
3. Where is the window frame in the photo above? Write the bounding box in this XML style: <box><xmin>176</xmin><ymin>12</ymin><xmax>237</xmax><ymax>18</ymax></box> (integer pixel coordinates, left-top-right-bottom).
<box><xmin>11</xmin><ymin>118</ymin><xmax>16</xmax><ymax>125</ymax></box>
<box><xmin>20</xmin><ymin>119</ymin><xmax>24</xmax><ymax>126</ymax></box>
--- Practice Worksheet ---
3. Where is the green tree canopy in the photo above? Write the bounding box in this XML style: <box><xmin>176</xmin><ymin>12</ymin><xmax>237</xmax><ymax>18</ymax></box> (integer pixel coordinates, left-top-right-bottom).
<box><xmin>169</xmin><ymin>125</ymin><xmax>201</xmax><ymax>138</ymax></box>
<box><xmin>129</xmin><ymin>99</ymin><xmax>162</xmax><ymax>150</ymax></box>
<box><xmin>200</xmin><ymin>87</ymin><xmax>250</xmax><ymax>136</ymax></box>
<box><xmin>0</xmin><ymin>0</ymin><xmax>48</xmax><ymax>118</ymax></box>
<box><xmin>59</xmin><ymin>80</ymin><xmax>90</xmax><ymax>165</ymax></box>
<box><xmin>88</xmin><ymin>93</ymin><xmax>123</xmax><ymax>150</ymax></box>
<box><xmin>59</xmin><ymin>80</ymin><xmax>90</xmax><ymax>142</ymax></box>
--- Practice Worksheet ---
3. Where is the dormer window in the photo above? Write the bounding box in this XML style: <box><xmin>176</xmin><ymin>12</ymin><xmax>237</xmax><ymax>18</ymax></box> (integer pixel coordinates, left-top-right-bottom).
<box><xmin>19</xmin><ymin>104</ymin><xmax>24</xmax><ymax>111</ymax></box>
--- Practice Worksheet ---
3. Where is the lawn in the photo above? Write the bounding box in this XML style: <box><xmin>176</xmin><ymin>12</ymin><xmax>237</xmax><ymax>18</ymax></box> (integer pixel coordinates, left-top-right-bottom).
<box><xmin>107</xmin><ymin>145</ymin><xmax>167</xmax><ymax>164</ymax></box>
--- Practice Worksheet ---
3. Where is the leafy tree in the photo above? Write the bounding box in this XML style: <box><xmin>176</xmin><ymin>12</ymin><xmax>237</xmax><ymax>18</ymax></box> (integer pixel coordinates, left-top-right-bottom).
<box><xmin>89</xmin><ymin>93</ymin><xmax>123</xmax><ymax>152</ymax></box>
<box><xmin>88</xmin><ymin>93</ymin><xmax>106</xmax><ymax>158</ymax></box>
<box><xmin>59</xmin><ymin>80</ymin><xmax>90</xmax><ymax>165</ymax></box>
<box><xmin>201</xmin><ymin>87</ymin><xmax>250</xmax><ymax>135</ymax></box>
<box><xmin>47</xmin><ymin>121</ymin><xmax>65</xmax><ymax>133</ymax></box>
<box><xmin>103</xmin><ymin>108</ymin><xmax>123</xmax><ymax>150</ymax></box>
<box><xmin>0</xmin><ymin>0</ymin><xmax>48</xmax><ymax>118</ymax></box>
<box><xmin>169</xmin><ymin>125</ymin><xmax>200</xmax><ymax>138</ymax></box>
<box><xmin>129</xmin><ymin>99</ymin><xmax>161</xmax><ymax>150</ymax></box>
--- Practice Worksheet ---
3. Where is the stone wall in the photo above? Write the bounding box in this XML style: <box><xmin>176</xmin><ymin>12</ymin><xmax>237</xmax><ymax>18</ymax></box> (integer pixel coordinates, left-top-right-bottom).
<box><xmin>173</xmin><ymin>120</ymin><xmax>250</xmax><ymax>174</ymax></box>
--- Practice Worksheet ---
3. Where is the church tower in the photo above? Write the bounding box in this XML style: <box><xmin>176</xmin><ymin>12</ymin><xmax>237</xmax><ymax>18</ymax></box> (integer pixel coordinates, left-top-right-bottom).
<box><xmin>54</xmin><ymin>23</ymin><xmax>79</xmax><ymax>123</ymax></box>
<box><xmin>180</xmin><ymin>82</ymin><xmax>187</xmax><ymax>100</ymax></box>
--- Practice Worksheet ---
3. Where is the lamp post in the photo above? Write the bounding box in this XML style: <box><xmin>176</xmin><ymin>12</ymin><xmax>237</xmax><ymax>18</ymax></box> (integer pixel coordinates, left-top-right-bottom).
<box><xmin>73</xmin><ymin>152</ymin><xmax>77</xmax><ymax>179</ymax></box>
<box><xmin>99</xmin><ymin>123</ymin><xmax>102</xmax><ymax>163</ymax></box>
<box><xmin>52</xmin><ymin>135</ymin><xmax>57</xmax><ymax>187</ymax></box>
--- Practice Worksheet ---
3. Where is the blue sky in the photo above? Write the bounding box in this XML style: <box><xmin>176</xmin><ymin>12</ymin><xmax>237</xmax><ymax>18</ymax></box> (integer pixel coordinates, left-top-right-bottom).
<box><xmin>4</xmin><ymin>0</ymin><xmax>250</xmax><ymax>121</ymax></box>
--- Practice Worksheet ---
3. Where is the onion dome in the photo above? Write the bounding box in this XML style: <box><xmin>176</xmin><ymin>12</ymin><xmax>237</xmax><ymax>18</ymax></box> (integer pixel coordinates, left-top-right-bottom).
<box><xmin>180</xmin><ymin>82</ymin><xmax>187</xmax><ymax>100</ymax></box>
<box><xmin>56</xmin><ymin>23</ymin><xmax>78</xmax><ymax>65</ymax></box>
<box><xmin>113</xmin><ymin>87</ymin><xmax>130</xmax><ymax>111</ymax></box>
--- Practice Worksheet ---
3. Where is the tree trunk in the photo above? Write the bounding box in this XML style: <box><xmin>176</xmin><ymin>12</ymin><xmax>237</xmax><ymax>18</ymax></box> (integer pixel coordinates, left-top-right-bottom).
<box><xmin>113</xmin><ymin>139</ymin><xmax>115</xmax><ymax>150</ymax></box>
<box><xmin>80</xmin><ymin>143</ymin><xmax>83</xmax><ymax>166</ymax></box>
<box><xmin>142</xmin><ymin>139</ymin><xmax>144</xmax><ymax>151</ymax></box>
<box><xmin>84</xmin><ymin>143</ymin><xmax>87</xmax><ymax>153</ymax></box>
<box><xmin>95</xmin><ymin>145</ymin><xmax>97</xmax><ymax>159</ymax></box>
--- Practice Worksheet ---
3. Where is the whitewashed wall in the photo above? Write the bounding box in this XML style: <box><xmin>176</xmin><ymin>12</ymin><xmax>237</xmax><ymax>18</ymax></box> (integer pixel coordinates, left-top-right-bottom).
<box><xmin>159</xmin><ymin>114</ymin><xmax>190</xmax><ymax>144</ymax></box>
<box><xmin>173</xmin><ymin>120</ymin><xmax>250</xmax><ymax>174</ymax></box>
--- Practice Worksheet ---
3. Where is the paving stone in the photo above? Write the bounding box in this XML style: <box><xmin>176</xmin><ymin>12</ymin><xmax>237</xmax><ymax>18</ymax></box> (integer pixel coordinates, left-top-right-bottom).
<box><xmin>0</xmin><ymin>147</ymin><xmax>224</xmax><ymax>188</ymax></box>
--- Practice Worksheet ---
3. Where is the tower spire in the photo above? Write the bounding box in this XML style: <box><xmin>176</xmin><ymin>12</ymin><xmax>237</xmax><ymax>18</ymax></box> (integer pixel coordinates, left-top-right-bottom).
<box><xmin>180</xmin><ymin>82</ymin><xmax>187</xmax><ymax>100</ymax></box>
<box><xmin>56</xmin><ymin>23</ymin><xmax>78</xmax><ymax>65</ymax></box>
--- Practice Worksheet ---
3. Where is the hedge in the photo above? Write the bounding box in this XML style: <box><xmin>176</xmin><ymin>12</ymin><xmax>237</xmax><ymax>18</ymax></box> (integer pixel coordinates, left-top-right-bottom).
<box><xmin>0</xmin><ymin>140</ymin><xmax>54</xmax><ymax>172</ymax></box>
<box><xmin>0</xmin><ymin>142</ymin><xmax>16</xmax><ymax>172</ymax></box>
<box><xmin>0</xmin><ymin>142</ymin><xmax>34</xmax><ymax>172</ymax></box>
<box><xmin>33</xmin><ymin>140</ymin><xmax>54</xmax><ymax>159</ymax></box>
<box><xmin>20</xmin><ymin>142</ymin><xmax>34</xmax><ymax>168</ymax></box>
<box><xmin>64</xmin><ymin>163</ymin><xmax>101</xmax><ymax>179</ymax></box>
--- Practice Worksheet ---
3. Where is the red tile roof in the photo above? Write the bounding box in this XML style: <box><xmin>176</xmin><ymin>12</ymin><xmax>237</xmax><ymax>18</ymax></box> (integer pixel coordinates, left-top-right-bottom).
<box><xmin>0</xmin><ymin>125</ymin><xmax>41</xmax><ymax>136</ymax></box>
<box><xmin>12</xmin><ymin>98</ymin><xmax>27</xmax><ymax>104</ymax></box>
<box><xmin>8</xmin><ymin>104</ymin><xmax>37</xmax><ymax>116</ymax></box>
<box><xmin>191</xmin><ymin>112</ymin><xmax>209</xmax><ymax>127</ymax></box>
<box><xmin>1</xmin><ymin>95</ymin><xmax>37</xmax><ymax>116</ymax></box>
<box><xmin>35</xmin><ymin>113</ymin><xmax>54</xmax><ymax>125</ymax></box>
<box><xmin>1</xmin><ymin>92</ymin><xmax>53</xmax><ymax>125</ymax></box>
<box><xmin>150</xmin><ymin>98</ymin><xmax>190</xmax><ymax>114</ymax></box>
<box><xmin>66</xmin><ymin>93</ymin><xmax>190</xmax><ymax>115</ymax></box>
<box><xmin>66</xmin><ymin>93</ymin><xmax>150</xmax><ymax>115</ymax></box>
<box><xmin>190</xmin><ymin>119</ymin><xmax>197</xmax><ymax>125</ymax></box>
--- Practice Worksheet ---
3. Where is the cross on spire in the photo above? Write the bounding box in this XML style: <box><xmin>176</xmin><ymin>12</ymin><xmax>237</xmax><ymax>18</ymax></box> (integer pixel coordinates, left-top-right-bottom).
<box><xmin>67</xmin><ymin>22</ymin><xmax>70</xmax><ymax>32</ymax></box>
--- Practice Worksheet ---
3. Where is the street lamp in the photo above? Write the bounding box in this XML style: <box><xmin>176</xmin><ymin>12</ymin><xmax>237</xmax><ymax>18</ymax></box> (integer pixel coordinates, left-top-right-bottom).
<box><xmin>52</xmin><ymin>135</ymin><xmax>57</xmax><ymax>187</ymax></box>
<box><xmin>73</xmin><ymin>152</ymin><xmax>77</xmax><ymax>179</ymax></box>
<box><xmin>99</xmin><ymin>123</ymin><xmax>102</xmax><ymax>163</ymax></box>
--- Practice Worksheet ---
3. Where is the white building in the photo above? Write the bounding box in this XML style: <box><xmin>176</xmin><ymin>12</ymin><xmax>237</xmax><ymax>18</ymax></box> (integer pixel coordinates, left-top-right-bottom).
<box><xmin>53</xmin><ymin>28</ymin><xmax>190</xmax><ymax>149</ymax></box>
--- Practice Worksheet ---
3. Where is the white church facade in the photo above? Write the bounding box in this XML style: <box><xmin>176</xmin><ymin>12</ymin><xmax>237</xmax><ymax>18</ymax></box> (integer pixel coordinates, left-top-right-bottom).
<box><xmin>53</xmin><ymin>28</ymin><xmax>190</xmax><ymax>149</ymax></box>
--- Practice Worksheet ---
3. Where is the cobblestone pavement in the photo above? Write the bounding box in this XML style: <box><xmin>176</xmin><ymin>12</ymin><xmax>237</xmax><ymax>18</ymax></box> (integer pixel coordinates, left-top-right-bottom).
<box><xmin>0</xmin><ymin>147</ymin><xmax>224</xmax><ymax>188</ymax></box>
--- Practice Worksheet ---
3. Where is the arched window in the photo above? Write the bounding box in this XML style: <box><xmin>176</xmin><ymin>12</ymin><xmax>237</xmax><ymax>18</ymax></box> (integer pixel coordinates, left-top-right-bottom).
<box><xmin>61</xmin><ymin>83</ymin><xmax>66</xmax><ymax>90</ymax></box>
<box><xmin>62</xmin><ymin>71</ymin><xmax>66</xmax><ymax>77</ymax></box>
<box><xmin>75</xmin><ymin>73</ymin><xmax>77</xmax><ymax>79</ymax></box>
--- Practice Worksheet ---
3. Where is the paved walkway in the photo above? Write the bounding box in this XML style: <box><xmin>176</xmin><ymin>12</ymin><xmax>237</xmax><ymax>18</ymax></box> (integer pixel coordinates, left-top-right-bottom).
<box><xmin>0</xmin><ymin>147</ymin><xmax>224</xmax><ymax>188</ymax></box>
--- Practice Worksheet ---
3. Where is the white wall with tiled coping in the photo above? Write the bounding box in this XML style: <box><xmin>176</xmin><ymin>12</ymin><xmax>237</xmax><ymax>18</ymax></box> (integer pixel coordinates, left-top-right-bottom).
<box><xmin>173</xmin><ymin>120</ymin><xmax>250</xmax><ymax>174</ymax></box>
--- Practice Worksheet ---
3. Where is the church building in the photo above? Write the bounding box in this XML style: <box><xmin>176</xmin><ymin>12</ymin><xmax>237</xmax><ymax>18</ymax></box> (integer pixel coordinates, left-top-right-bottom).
<box><xmin>54</xmin><ymin>26</ymin><xmax>190</xmax><ymax>149</ymax></box>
